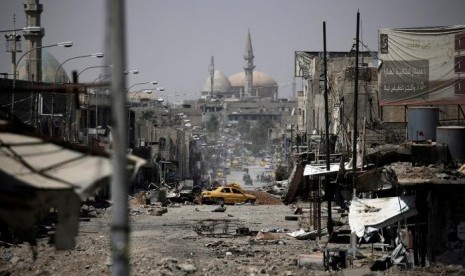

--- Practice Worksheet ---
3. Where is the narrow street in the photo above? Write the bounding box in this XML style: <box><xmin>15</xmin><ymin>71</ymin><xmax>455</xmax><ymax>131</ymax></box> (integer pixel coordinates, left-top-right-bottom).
<box><xmin>225</xmin><ymin>164</ymin><xmax>274</xmax><ymax>190</ymax></box>
<box><xmin>1</xmin><ymin>1</ymin><xmax>465</xmax><ymax>275</ymax></box>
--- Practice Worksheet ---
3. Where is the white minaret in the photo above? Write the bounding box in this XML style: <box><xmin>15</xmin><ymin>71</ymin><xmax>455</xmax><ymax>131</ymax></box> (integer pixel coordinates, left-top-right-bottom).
<box><xmin>243</xmin><ymin>29</ymin><xmax>255</xmax><ymax>100</ymax></box>
<box><xmin>23</xmin><ymin>0</ymin><xmax>44</xmax><ymax>82</ymax></box>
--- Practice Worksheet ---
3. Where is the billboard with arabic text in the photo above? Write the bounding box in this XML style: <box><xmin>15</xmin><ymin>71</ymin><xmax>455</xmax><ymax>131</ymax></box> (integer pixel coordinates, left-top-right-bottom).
<box><xmin>379</xmin><ymin>26</ymin><xmax>465</xmax><ymax>106</ymax></box>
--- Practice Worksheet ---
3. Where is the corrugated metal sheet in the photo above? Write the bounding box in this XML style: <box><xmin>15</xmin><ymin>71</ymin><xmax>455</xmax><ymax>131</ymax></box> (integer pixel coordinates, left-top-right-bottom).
<box><xmin>0</xmin><ymin>120</ymin><xmax>145</xmax><ymax>249</ymax></box>
<box><xmin>282</xmin><ymin>163</ymin><xmax>304</xmax><ymax>204</ymax></box>
<box><xmin>349</xmin><ymin>196</ymin><xmax>417</xmax><ymax>238</ymax></box>
<box><xmin>1</xmin><ymin>132</ymin><xmax>112</xmax><ymax>196</ymax></box>
<box><xmin>303</xmin><ymin>163</ymin><xmax>345</xmax><ymax>176</ymax></box>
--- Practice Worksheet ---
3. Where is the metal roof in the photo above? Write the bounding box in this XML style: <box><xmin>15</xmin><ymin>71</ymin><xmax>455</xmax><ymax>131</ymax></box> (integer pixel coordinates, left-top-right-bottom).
<box><xmin>349</xmin><ymin>196</ymin><xmax>418</xmax><ymax>238</ymax></box>
<box><xmin>303</xmin><ymin>163</ymin><xmax>346</xmax><ymax>176</ymax></box>
<box><xmin>1</xmin><ymin>131</ymin><xmax>113</xmax><ymax>197</ymax></box>
<box><xmin>0</xmin><ymin>119</ymin><xmax>145</xmax><ymax>249</ymax></box>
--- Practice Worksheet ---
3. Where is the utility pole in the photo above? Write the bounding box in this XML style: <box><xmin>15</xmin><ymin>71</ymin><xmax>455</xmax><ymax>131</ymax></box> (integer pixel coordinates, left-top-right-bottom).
<box><xmin>108</xmin><ymin>0</ymin><xmax>130</xmax><ymax>274</ymax></box>
<box><xmin>323</xmin><ymin>21</ymin><xmax>333</xmax><ymax>235</ymax></box>
<box><xmin>292</xmin><ymin>77</ymin><xmax>296</xmax><ymax>101</ymax></box>
<box><xmin>349</xmin><ymin>10</ymin><xmax>361</xmax><ymax>258</ymax></box>
<box><xmin>6</xmin><ymin>14</ymin><xmax>22</xmax><ymax>115</ymax></box>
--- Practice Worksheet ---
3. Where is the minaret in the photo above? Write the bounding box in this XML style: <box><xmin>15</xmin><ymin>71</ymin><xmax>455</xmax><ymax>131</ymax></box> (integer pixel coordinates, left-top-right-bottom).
<box><xmin>243</xmin><ymin>29</ymin><xmax>255</xmax><ymax>100</ymax></box>
<box><xmin>209</xmin><ymin>56</ymin><xmax>215</xmax><ymax>101</ymax></box>
<box><xmin>23</xmin><ymin>0</ymin><xmax>44</xmax><ymax>82</ymax></box>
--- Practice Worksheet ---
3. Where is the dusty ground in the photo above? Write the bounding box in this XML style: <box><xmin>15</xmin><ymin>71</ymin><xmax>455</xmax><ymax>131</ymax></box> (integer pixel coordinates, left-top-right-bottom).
<box><xmin>1</xmin><ymin>200</ymin><xmax>464</xmax><ymax>276</ymax></box>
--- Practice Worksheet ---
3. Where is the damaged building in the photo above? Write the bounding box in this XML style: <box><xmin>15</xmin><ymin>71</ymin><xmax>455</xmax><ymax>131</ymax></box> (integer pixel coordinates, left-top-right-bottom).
<box><xmin>294</xmin><ymin>50</ymin><xmax>381</xmax><ymax>152</ymax></box>
<box><xmin>132</xmin><ymin>107</ymin><xmax>203</xmax><ymax>193</ymax></box>
<box><xmin>284</xmin><ymin>25</ymin><xmax>465</xmax><ymax>269</ymax></box>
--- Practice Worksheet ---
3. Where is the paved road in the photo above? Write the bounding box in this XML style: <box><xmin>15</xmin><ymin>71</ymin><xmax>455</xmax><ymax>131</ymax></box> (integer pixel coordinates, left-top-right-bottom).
<box><xmin>225</xmin><ymin>164</ymin><xmax>274</xmax><ymax>189</ymax></box>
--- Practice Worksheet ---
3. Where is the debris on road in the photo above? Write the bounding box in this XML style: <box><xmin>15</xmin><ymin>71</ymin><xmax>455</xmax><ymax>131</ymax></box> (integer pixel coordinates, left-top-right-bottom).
<box><xmin>245</xmin><ymin>190</ymin><xmax>283</xmax><ymax>205</ymax></box>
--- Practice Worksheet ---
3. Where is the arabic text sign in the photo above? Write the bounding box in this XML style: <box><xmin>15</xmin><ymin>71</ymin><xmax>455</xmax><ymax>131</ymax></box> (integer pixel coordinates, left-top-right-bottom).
<box><xmin>381</xmin><ymin>60</ymin><xmax>429</xmax><ymax>101</ymax></box>
<box><xmin>379</xmin><ymin>26</ymin><xmax>465</xmax><ymax>105</ymax></box>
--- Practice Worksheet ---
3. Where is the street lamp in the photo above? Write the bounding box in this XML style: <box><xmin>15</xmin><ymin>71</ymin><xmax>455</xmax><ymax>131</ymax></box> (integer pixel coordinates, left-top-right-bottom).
<box><xmin>124</xmin><ymin>69</ymin><xmax>139</xmax><ymax>75</ymax></box>
<box><xmin>77</xmin><ymin>65</ymin><xmax>112</xmax><ymax>80</ymax></box>
<box><xmin>51</xmin><ymin>53</ymin><xmax>103</xmax><ymax>139</ymax></box>
<box><xmin>54</xmin><ymin>52</ymin><xmax>104</xmax><ymax>84</ymax></box>
<box><xmin>128</xmin><ymin>87</ymin><xmax>165</xmax><ymax>105</ymax></box>
<box><xmin>128</xmin><ymin>81</ymin><xmax>158</xmax><ymax>91</ymax></box>
<box><xmin>93</xmin><ymin>69</ymin><xmax>139</xmax><ymax>83</ymax></box>
<box><xmin>89</xmin><ymin>69</ymin><xmax>140</xmax><ymax>142</ymax></box>
<box><xmin>14</xmin><ymin>41</ymin><xmax>73</xmax><ymax>81</ymax></box>
<box><xmin>11</xmin><ymin>41</ymin><xmax>73</xmax><ymax>116</ymax></box>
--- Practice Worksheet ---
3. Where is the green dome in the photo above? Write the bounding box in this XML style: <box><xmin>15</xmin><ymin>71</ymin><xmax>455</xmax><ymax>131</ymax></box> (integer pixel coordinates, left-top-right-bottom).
<box><xmin>17</xmin><ymin>49</ymin><xmax>70</xmax><ymax>83</ymax></box>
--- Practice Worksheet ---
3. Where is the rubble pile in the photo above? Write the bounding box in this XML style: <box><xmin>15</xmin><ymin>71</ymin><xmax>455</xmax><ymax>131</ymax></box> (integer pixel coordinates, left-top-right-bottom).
<box><xmin>152</xmin><ymin>257</ymin><xmax>197</xmax><ymax>275</ymax></box>
<box><xmin>245</xmin><ymin>190</ymin><xmax>283</xmax><ymax>205</ymax></box>
<box><xmin>365</xmin><ymin>143</ymin><xmax>411</xmax><ymax>165</ymax></box>
<box><xmin>260</xmin><ymin>180</ymin><xmax>287</xmax><ymax>197</ymax></box>
<box><xmin>129</xmin><ymin>191</ymin><xmax>149</xmax><ymax>205</ymax></box>
<box><xmin>390</xmin><ymin>162</ymin><xmax>465</xmax><ymax>183</ymax></box>
<box><xmin>390</xmin><ymin>162</ymin><xmax>438</xmax><ymax>180</ymax></box>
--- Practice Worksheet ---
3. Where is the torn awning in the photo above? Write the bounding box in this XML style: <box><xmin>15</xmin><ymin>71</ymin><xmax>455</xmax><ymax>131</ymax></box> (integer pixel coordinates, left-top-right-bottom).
<box><xmin>0</xmin><ymin>119</ymin><xmax>145</xmax><ymax>249</ymax></box>
<box><xmin>0</xmin><ymin>121</ymin><xmax>145</xmax><ymax>197</ymax></box>
<box><xmin>349</xmin><ymin>196</ymin><xmax>418</xmax><ymax>238</ymax></box>
<box><xmin>0</xmin><ymin>131</ymin><xmax>113</xmax><ymax>196</ymax></box>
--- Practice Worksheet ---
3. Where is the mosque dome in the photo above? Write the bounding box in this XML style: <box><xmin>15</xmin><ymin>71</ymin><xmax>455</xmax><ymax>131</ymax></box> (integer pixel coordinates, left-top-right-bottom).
<box><xmin>201</xmin><ymin>70</ymin><xmax>231</xmax><ymax>93</ymax></box>
<box><xmin>17</xmin><ymin>49</ymin><xmax>70</xmax><ymax>83</ymax></box>
<box><xmin>228</xmin><ymin>71</ymin><xmax>277</xmax><ymax>88</ymax></box>
<box><xmin>228</xmin><ymin>71</ymin><xmax>278</xmax><ymax>99</ymax></box>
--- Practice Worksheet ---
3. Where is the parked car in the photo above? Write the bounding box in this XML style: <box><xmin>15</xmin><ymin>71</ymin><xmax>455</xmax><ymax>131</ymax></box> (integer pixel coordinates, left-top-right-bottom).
<box><xmin>201</xmin><ymin>183</ymin><xmax>255</xmax><ymax>205</ymax></box>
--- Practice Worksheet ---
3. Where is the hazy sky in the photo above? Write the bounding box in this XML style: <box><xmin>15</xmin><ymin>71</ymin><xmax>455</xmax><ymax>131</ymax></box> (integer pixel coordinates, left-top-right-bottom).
<box><xmin>1</xmin><ymin>0</ymin><xmax>464</xmax><ymax>101</ymax></box>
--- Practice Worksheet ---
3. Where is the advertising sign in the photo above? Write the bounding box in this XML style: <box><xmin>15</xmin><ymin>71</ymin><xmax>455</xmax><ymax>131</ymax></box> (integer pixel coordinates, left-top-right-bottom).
<box><xmin>379</xmin><ymin>26</ymin><xmax>465</xmax><ymax>105</ymax></box>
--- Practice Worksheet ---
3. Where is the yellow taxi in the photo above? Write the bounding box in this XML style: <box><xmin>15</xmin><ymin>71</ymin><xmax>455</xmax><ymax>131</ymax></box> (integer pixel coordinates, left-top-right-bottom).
<box><xmin>201</xmin><ymin>183</ymin><xmax>256</xmax><ymax>205</ymax></box>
